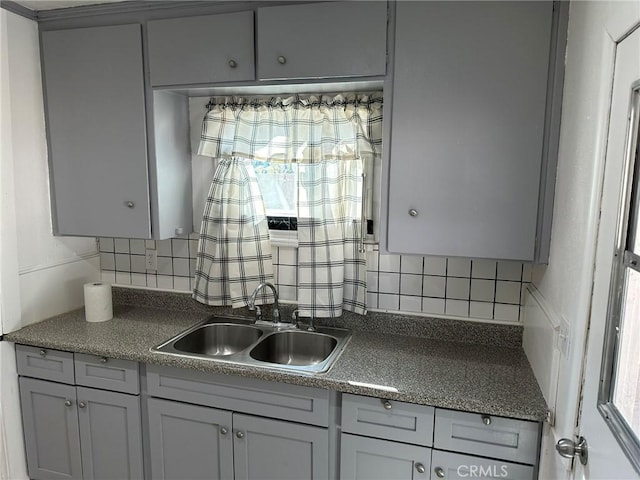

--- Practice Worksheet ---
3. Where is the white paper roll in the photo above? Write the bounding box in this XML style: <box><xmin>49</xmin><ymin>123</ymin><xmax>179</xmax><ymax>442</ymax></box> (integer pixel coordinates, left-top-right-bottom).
<box><xmin>84</xmin><ymin>282</ymin><xmax>113</xmax><ymax>323</ymax></box>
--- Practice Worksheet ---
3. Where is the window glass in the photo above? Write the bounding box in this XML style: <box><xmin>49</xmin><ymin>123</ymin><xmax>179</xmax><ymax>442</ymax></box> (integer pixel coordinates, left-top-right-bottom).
<box><xmin>252</xmin><ymin>161</ymin><xmax>297</xmax><ymax>218</ymax></box>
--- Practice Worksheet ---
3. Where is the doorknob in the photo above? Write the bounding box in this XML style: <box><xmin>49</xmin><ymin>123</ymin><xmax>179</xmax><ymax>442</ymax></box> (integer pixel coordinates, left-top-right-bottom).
<box><xmin>556</xmin><ymin>436</ymin><xmax>588</xmax><ymax>465</ymax></box>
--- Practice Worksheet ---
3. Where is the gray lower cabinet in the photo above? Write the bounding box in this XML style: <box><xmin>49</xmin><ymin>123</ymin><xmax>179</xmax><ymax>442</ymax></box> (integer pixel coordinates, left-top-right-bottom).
<box><xmin>19</xmin><ymin>378</ymin><xmax>143</xmax><ymax>480</ymax></box>
<box><xmin>340</xmin><ymin>434</ymin><xmax>430</xmax><ymax>480</ymax></box>
<box><xmin>430</xmin><ymin>450</ymin><xmax>534</xmax><ymax>480</ymax></box>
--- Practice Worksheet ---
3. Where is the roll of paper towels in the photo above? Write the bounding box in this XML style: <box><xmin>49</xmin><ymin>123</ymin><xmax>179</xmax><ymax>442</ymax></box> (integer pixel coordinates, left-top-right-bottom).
<box><xmin>84</xmin><ymin>282</ymin><xmax>113</xmax><ymax>323</ymax></box>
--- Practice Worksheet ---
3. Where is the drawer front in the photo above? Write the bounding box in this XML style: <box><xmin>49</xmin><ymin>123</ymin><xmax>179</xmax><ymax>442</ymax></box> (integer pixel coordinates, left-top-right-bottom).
<box><xmin>75</xmin><ymin>353</ymin><xmax>139</xmax><ymax>394</ymax></box>
<box><xmin>342</xmin><ymin>394</ymin><xmax>434</xmax><ymax>446</ymax></box>
<box><xmin>146</xmin><ymin>364</ymin><xmax>329</xmax><ymax>427</ymax></box>
<box><xmin>434</xmin><ymin>409</ymin><xmax>539</xmax><ymax>465</ymax></box>
<box><xmin>16</xmin><ymin>345</ymin><xmax>74</xmax><ymax>384</ymax></box>
<box><xmin>431</xmin><ymin>450</ymin><xmax>535</xmax><ymax>480</ymax></box>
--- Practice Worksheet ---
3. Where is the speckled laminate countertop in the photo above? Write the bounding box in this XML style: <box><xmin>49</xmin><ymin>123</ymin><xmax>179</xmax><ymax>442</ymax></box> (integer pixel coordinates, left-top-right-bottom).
<box><xmin>5</xmin><ymin>296</ymin><xmax>547</xmax><ymax>422</ymax></box>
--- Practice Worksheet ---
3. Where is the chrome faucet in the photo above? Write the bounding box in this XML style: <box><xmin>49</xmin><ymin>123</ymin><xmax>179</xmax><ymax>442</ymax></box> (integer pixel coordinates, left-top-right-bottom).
<box><xmin>248</xmin><ymin>282</ymin><xmax>281</xmax><ymax>324</ymax></box>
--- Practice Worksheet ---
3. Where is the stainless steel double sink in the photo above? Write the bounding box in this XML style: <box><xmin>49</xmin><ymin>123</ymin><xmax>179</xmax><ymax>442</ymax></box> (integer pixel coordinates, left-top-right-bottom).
<box><xmin>151</xmin><ymin>315</ymin><xmax>351</xmax><ymax>375</ymax></box>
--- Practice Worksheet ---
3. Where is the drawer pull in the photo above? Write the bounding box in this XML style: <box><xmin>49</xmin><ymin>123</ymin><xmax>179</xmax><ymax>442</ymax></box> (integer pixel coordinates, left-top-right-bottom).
<box><xmin>236</xmin><ymin>431</ymin><xmax>245</xmax><ymax>439</ymax></box>
<box><xmin>415</xmin><ymin>462</ymin><xmax>426</xmax><ymax>474</ymax></box>
<box><xmin>408</xmin><ymin>208</ymin><xmax>418</xmax><ymax>217</ymax></box>
<box><xmin>228</xmin><ymin>59</ymin><xmax>237</xmax><ymax>68</ymax></box>
<box><xmin>39</xmin><ymin>349</ymin><xmax>46</xmax><ymax>356</ymax></box>
<box><xmin>64</xmin><ymin>400</ymin><xmax>72</xmax><ymax>407</ymax></box>
<box><xmin>100</xmin><ymin>357</ymin><xmax>108</xmax><ymax>363</ymax></box>
<box><xmin>278</xmin><ymin>55</ymin><xmax>287</xmax><ymax>65</ymax></box>
<box><xmin>434</xmin><ymin>466</ymin><xmax>445</xmax><ymax>478</ymax></box>
<box><xmin>79</xmin><ymin>402</ymin><xmax>86</xmax><ymax>409</ymax></box>
<box><xmin>382</xmin><ymin>400</ymin><xmax>392</xmax><ymax>410</ymax></box>
<box><xmin>481</xmin><ymin>414</ymin><xmax>492</xmax><ymax>425</ymax></box>
<box><xmin>220</xmin><ymin>427</ymin><xmax>228</xmax><ymax>435</ymax></box>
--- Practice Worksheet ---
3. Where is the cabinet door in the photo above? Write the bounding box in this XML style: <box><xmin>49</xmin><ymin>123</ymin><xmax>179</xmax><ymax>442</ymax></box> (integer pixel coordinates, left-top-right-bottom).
<box><xmin>256</xmin><ymin>1</ymin><xmax>387</xmax><ymax>80</ymax></box>
<box><xmin>147</xmin><ymin>398</ymin><xmax>234</xmax><ymax>480</ymax></box>
<box><xmin>41</xmin><ymin>24</ymin><xmax>151</xmax><ymax>238</ymax></box>
<box><xmin>76</xmin><ymin>387</ymin><xmax>143</xmax><ymax>480</ymax></box>
<box><xmin>340</xmin><ymin>433</ymin><xmax>430</xmax><ymax>480</ymax></box>
<box><xmin>19</xmin><ymin>378</ymin><xmax>82</xmax><ymax>480</ymax></box>
<box><xmin>148</xmin><ymin>11</ymin><xmax>255</xmax><ymax>87</ymax></box>
<box><xmin>233</xmin><ymin>413</ymin><xmax>329</xmax><ymax>480</ymax></box>
<box><xmin>387</xmin><ymin>2</ymin><xmax>553</xmax><ymax>261</ymax></box>
<box><xmin>430</xmin><ymin>450</ymin><xmax>534</xmax><ymax>480</ymax></box>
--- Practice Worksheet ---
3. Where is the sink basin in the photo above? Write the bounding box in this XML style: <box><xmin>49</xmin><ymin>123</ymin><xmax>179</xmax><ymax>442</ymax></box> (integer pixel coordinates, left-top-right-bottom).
<box><xmin>172</xmin><ymin>323</ymin><xmax>263</xmax><ymax>356</ymax></box>
<box><xmin>151</xmin><ymin>315</ymin><xmax>351</xmax><ymax>375</ymax></box>
<box><xmin>249</xmin><ymin>331</ymin><xmax>337</xmax><ymax>366</ymax></box>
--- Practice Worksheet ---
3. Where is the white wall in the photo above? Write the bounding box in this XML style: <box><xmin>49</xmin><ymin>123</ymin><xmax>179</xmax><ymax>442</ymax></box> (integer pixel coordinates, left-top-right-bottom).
<box><xmin>0</xmin><ymin>9</ymin><xmax>101</xmax><ymax>479</ymax></box>
<box><xmin>527</xmin><ymin>2</ymin><xmax>640</xmax><ymax>478</ymax></box>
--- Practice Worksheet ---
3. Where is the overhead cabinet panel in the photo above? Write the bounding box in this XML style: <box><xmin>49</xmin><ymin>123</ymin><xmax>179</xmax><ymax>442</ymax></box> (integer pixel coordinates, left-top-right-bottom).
<box><xmin>387</xmin><ymin>1</ymin><xmax>554</xmax><ymax>260</ymax></box>
<box><xmin>257</xmin><ymin>1</ymin><xmax>387</xmax><ymax>80</ymax></box>
<box><xmin>41</xmin><ymin>24</ymin><xmax>151</xmax><ymax>238</ymax></box>
<box><xmin>147</xmin><ymin>11</ymin><xmax>255</xmax><ymax>87</ymax></box>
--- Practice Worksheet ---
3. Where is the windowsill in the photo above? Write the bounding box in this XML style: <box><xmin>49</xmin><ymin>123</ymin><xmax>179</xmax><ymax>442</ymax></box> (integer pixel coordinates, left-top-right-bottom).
<box><xmin>269</xmin><ymin>229</ymin><xmax>298</xmax><ymax>248</ymax></box>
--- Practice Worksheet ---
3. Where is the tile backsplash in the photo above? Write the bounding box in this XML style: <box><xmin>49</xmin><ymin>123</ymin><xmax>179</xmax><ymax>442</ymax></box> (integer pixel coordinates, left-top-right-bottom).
<box><xmin>99</xmin><ymin>237</ymin><xmax>531</xmax><ymax>323</ymax></box>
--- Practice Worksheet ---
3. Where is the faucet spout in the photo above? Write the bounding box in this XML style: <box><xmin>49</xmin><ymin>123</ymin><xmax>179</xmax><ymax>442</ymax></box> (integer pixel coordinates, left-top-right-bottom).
<box><xmin>248</xmin><ymin>282</ymin><xmax>281</xmax><ymax>324</ymax></box>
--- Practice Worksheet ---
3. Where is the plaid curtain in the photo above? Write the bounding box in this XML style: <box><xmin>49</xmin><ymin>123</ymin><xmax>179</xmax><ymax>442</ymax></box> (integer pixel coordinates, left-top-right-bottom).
<box><xmin>192</xmin><ymin>158</ymin><xmax>275</xmax><ymax>308</ymax></box>
<box><xmin>197</xmin><ymin>93</ymin><xmax>382</xmax><ymax>316</ymax></box>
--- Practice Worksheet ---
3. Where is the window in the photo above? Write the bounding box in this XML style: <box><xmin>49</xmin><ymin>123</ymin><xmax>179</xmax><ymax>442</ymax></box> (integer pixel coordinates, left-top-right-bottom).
<box><xmin>599</xmin><ymin>80</ymin><xmax>640</xmax><ymax>472</ymax></box>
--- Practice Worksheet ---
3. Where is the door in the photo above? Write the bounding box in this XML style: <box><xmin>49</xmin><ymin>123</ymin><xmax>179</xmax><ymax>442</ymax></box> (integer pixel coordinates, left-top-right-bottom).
<box><xmin>340</xmin><ymin>433</ymin><xmax>430</xmax><ymax>480</ymax></box>
<box><xmin>19</xmin><ymin>377</ymin><xmax>82</xmax><ymax>480</ymax></box>
<box><xmin>232</xmin><ymin>413</ymin><xmax>329</xmax><ymax>480</ymax></box>
<box><xmin>572</xmin><ymin>25</ymin><xmax>640</xmax><ymax>479</ymax></box>
<box><xmin>76</xmin><ymin>387</ymin><xmax>143</xmax><ymax>480</ymax></box>
<box><xmin>147</xmin><ymin>398</ymin><xmax>234</xmax><ymax>480</ymax></box>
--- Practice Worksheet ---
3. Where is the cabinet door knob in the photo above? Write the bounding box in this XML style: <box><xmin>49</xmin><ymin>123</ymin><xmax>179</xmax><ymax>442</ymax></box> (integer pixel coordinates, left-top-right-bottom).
<box><xmin>39</xmin><ymin>349</ymin><xmax>46</xmax><ymax>356</ymax></box>
<box><xmin>236</xmin><ymin>431</ymin><xmax>245</xmax><ymax>439</ymax></box>
<box><xmin>408</xmin><ymin>208</ymin><xmax>418</xmax><ymax>217</ymax></box>
<box><xmin>219</xmin><ymin>427</ymin><xmax>228</xmax><ymax>435</ymax></box>
<box><xmin>481</xmin><ymin>414</ymin><xmax>491</xmax><ymax>425</ymax></box>
<box><xmin>277</xmin><ymin>55</ymin><xmax>287</xmax><ymax>65</ymax></box>
<box><xmin>415</xmin><ymin>463</ymin><xmax>426</xmax><ymax>474</ymax></box>
<box><xmin>228</xmin><ymin>59</ymin><xmax>237</xmax><ymax>68</ymax></box>
<box><xmin>125</xmin><ymin>201</ymin><xmax>135</xmax><ymax>208</ymax></box>
<box><xmin>78</xmin><ymin>402</ymin><xmax>86</xmax><ymax>409</ymax></box>
<box><xmin>64</xmin><ymin>400</ymin><xmax>72</xmax><ymax>407</ymax></box>
<box><xmin>434</xmin><ymin>466</ymin><xmax>445</xmax><ymax>478</ymax></box>
<box><xmin>100</xmin><ymin>357</ymin><xmax>108</xmax><ymax>363</ymax></box>
<box><xmin>381</xmin><ymin>400</ymin><xmax>392</xmax><ymax>410</ymax></box>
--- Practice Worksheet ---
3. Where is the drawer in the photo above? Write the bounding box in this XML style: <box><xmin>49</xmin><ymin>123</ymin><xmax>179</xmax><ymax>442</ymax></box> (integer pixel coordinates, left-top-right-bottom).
<box><xmin>431</xmin><ymin>449</ymin><xmax>535</xmax><ymax>480</ymax></box>
<box><xmin>74</xmin><ymin>353</ymin><xmax>139</xmax><ymax>394</ymax></box>
<box><xmin>342</xmin><ymin>394</ymin><xmax>434</xmax><ymax>446</ymax></box>
<box><xmin>16</xmin><ymin>345</ymin><xmax>74</xmax><ymax>384</ymax></box>
<box><xmin>434</xmin><ymin>409</ymin><xmax>539</xmax><ymax>465</ymax></box>
<box><xmin>146</xmin><ymin>364</ymin><xmax>330</xmax><ymax>427</ymax></box>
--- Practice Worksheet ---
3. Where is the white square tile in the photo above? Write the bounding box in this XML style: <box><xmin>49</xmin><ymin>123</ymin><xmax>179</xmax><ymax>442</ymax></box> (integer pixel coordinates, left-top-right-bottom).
<box><xmin>189</xmin><ymin>232</ymin><xmax>199</xmax><ymax>240</ymax></box>
<box><xmin>157</xmin><ymin>257</ymin><xmax>173</xmax><ymax>275</ymax></box>
<box><xmin>145</xmin><ymin>240</ymin><xmax>156</xmax><ymax>250</ymax></box>
<box><xmin>445</xmin><ymin>299</ymin><xmax>469</xmax><ymax>317</ymax></box>
<box><xmin>146</xmin><ymin>274</ymin><xmax>157</xmax><ymax>288</ymax></box>
<box><xmin>173</xmin><ymin>258</ymin><xmax>191</xmax><ymax>277</ymax></box>
<box><xmin>378</xmin><ymin>254</ymin><xmax>400</xmax><ymax>272</ymax></box>
<box><xmin>172</xmin><ymin>239</ymin><xmax>189</xmax><ymax>258</ymax></box>
<box><xmin>400</xmin><ymin>255</ymin><xmax>423</xmax><ymax>274</ymax></box>
<box><xmin>471</xmin><ymin>259</ymin><xmax>497</xmax><ymax>279</ymax></box>
<box><xmin>497</xmin><ymin>262</ymin><xmax>523</xmax><ymax>281</ymax></box>
<box><xmin>378</xmin><ymin>272</ymin><xmax>400</xmax><ymax>294</ymax></box>
<box><xmin>470</xmin><ymin>279</ymin><xmax>495</xmax><ymax>302</ymax></box>
<box><xmin>519</xmin><ymin>306</ymin><xmax>525</xmax><ymax>323</ymax></box>
<box><xmin>98</xmin><ymin>237</ymin><xmax>114</xmax><ymax>252</ymax></box>
<box><xmin>424</xmin><ymin>256</ymin><xmax>447</xmax><ymax>276</ymax></box>
<box><xmin>446</xmin><ymin>277</ymin><xmax>470</xmax><ymax>300</ymax></box>
<box><xmin>366</xmin><ymin>249</ymin><xmax>379</xmax><ymax>271</ymax></box>
<box><xmin>378</xmin><ymin>293</ymin><xmax>399</xmax><ymax>311</ymax></box>
<box><xmin>189</xmin><ymin>239</ymin><xmax>199</xmax><ymax>258</ymax></box>
<box><xmin>522</xmin><ymin>263</ymin><xmax>533</xmax><ymax>282</ymax></box>
<box><xmin>130</xmin><ymin>239</ymin><xmax>146</xmax><ymax>255</ymax></box>
<box><xmin>278</xmin><ymin>247</ymin><xmax>297</xmax><ymax>265</ymax></box>
<box><xmin>422</xmin><ymin>297</ymin><xmax>445</xmax><ymax>315</ymax></box>
<box><xmin>366</xmin><ymin>272</ymin><xmax>379</xmax><ymax>292</ymax></box>
<box><xmin>157</xmin><ymin>239</ymin><xmax>172</xmax><ymax>257</ymax></box>
<box><xmin>494</xmin><ymin>303</ymin><xmax>520</xmax><ymax>322</ymax></box>
<box><xmin>131</xmin><ymin>273</ymin><xmax>146</xmax><ymax>287</ymax></box>
<box><xmin>470</xmin><ymin>301</ymin><xmax>494</xmax><ymax>320</ymax></box>
<box><xmin>115</xmin><ymin>272</ymin><xmax>131</xmax><ymax>285</ymax></box>
<box><xmin>495</xmin><ymin>281</ymin><xmax>521</xmax><ymax>304</ymax></box>
<box><xmin>173</xmin><ymin>277</ymin><xmax>191</xmax><ymax>292</ymax></box>
<box><xmin>422</xmin><ymin>275</ymin><xmax>446</xmax><ymax>298</ymax></box>
<box><xmin>157</xmin><ymin>275</ymin><xmax>174</xmax><ymax>289</ymax></box>
<box><xmin>279</xmin><ymin>285</ymin><xmax>297</xmax><ymax>302</ymax></box>
<box><xmin>367</xmin><ymin>292</ymin><xmax>379</xmax><ymax>309</ymax></box>
<box><xmin>190</xmin><ymin>259</ymin><xmax>197</xmax><ymax>276</ymax></box>
<box><xmin>278</xmin><ymin>265</ymin><xmax>297</xmax><ymax>285</ymax></box>
<box><xmin>114</xmin><ymin>238</ymin><xmax>130</xmax><ymax>254</ymax></box>
<box><xmin>130</xmin><ymin>255</ymin><xmax>146</xmax><ymax>274</ymax></box>
<box><xmin>521</xmin><ymin>283</ymin><xmax>529</xmax><ymax>305</ymax></box>
<box><xmin>447</xmin><ymin>258</ymin><xmax>471</xmax><ymax>277</ymax></box>
<box><xmin>101</xmin><ymin>271</ymin><xmax>116</xmax><ymax>283</ymax></box>
<box><xmin>115</xmin><ymin>254</ymin><xmax>130</xmax><ymax>272</ymax></box>
<box><xmin>100</xmin><ymin>252</ymin><xmax>115</xmax><ymax>270</ymax></box>
<box><xmin>400</xmin><ymin>274</ymin><xmax>422</xmax><ymax>296</ymax></box>
<box><xmin>400</xmin><ymin>295</ymin><xmax>422</xmax><ymax>313</ymax></box>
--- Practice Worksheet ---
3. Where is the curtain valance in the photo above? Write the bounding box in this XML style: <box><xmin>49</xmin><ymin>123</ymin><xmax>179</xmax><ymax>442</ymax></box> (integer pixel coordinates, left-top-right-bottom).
<box><xmin>197</xmin><ymin>93</ymin><xmax>383</xmax><ymax>163</ymax></box>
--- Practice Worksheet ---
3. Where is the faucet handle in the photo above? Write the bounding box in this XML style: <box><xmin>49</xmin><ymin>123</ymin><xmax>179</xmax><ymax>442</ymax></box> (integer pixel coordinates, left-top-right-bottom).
<box><xmin>254</xmin><ymin>305</ymin><xmax>262</xmax><ymax>322</ymax></box>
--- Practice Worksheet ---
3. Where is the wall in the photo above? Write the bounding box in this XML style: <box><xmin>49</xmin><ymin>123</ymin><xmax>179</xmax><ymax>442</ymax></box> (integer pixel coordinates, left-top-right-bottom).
<box><xmin>99</xmin><ymin>236</ymin><xmax>532</xmax><ymax>323</ymax></box>
<box><xmin>0</xmin><ymin>9</ymin><xmax>101</xmax><ymax>479</ymax></box>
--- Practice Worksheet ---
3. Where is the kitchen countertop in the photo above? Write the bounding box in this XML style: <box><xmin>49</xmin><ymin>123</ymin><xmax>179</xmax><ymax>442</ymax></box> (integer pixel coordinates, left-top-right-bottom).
<box><xmin>5</xmin><ymin>298</ymin><xmax>548</xmax><ymax>422</ymax></box>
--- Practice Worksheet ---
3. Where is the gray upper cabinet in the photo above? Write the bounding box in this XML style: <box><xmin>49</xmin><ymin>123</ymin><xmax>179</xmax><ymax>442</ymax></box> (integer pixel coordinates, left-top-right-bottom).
<box><xmin>41</xmin><ymin>24</ymin><xmax>151</xmax><ymax>238</ymax></box>
<box><xmin>385</xmin><ymin>1</ymin><xmax>558</xmax><ymax>261</ymax></box>
<box><xmin>256</xmin><ymin>1</ymin><xmax>388</xmax><ymax>80</ymax></box>
<box><xmin>147</xmin><ymin>11</ymin><xmax>255</xmax><ymax>87</ymax></box>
